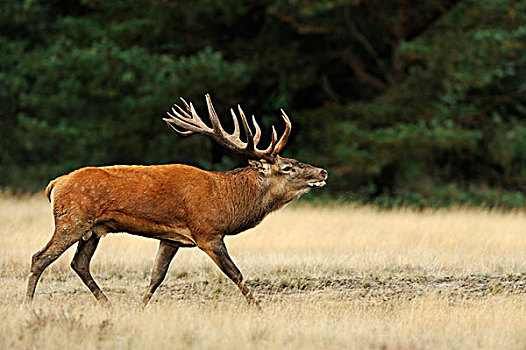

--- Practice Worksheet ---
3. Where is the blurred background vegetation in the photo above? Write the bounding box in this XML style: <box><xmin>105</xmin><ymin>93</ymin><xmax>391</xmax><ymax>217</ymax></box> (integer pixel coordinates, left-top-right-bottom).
<box><xmin>1</xmin><ymin>0</ymin><xmax>525</xmax><ymax>208</ymax></box>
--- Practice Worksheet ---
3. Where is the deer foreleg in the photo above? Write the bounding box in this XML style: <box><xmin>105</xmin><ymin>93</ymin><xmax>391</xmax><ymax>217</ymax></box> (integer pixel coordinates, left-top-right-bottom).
<box><xmin>199</xmin><ymin>239</ymin><xmax>260</xmax><ymax>307</ymax></box>
<box><xmin>141</xmin><ymin>240</ymin><xmax>179</xmax><ymax>307</ymax></box>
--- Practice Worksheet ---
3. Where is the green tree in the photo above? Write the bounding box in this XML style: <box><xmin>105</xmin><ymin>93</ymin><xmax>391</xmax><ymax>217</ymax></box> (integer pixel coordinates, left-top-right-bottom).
<box><xmin>1</xmin><ymin>0</ymin><xmax>525</xmax><ymax>207</ymax></box>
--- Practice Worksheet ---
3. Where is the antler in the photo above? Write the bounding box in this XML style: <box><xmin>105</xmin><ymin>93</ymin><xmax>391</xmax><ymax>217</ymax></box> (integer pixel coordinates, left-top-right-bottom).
<box><xmin>163</xmin><ymin>94</ymin><xmax>291</xmax><ymax>162</ymax></box>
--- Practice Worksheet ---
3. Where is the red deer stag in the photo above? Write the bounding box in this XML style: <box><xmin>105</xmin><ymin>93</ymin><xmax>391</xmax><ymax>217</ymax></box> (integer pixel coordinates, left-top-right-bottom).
<box><xmin>26</xmin><ymin>94</ymin><xmax>327</xmax><ymax>307</ymax></box>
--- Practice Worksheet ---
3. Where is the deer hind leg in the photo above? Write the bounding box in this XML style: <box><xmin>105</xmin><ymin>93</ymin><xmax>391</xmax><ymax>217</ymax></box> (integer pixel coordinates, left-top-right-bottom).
<box><xmin>141</xmin><ymin>240</ymin><xmax>179</xmax><ymax>307</ymax></box>
<box><xmin>199</xmin><ymin>239</ymin><xmax>260</xmax><ymax>307</ymax></box>
<box><xmin>71</xmin><ymin>235</ymin><xmax>110</xmax><ymax>306</ymax></box>
<box><xmin>25</xmin><ymin>220</ymin><xmax>88</xmax><ymax>304</ymax></box>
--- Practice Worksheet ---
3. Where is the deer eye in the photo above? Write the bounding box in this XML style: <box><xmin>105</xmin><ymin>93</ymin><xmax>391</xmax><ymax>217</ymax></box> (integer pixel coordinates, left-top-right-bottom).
<box><xmin>282</xmin><ymin>165</ymin><xmax>295</xmax><ymax>173</ymax></box>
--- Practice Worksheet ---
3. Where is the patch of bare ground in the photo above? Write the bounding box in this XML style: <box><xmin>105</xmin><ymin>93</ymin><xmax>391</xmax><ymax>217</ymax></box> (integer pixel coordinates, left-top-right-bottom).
<box><xmin>142</xmin><ymin>274</ymin><xmax>526</xmax><ymax>304</ymax></box>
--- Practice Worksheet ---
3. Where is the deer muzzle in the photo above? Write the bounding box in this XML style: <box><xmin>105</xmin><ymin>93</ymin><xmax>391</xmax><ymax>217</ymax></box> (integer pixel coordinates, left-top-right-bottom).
<box><xmin>308</xmin><ymin>169</ymin><xmax>328</xmax><ymax>188</ymax></box>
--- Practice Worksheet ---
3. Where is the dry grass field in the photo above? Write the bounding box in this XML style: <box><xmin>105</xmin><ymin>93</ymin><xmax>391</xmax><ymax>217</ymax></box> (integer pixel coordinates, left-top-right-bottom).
<box><xmin>1</xmin><ymin>193</ymin><xmax>526</xmax><ymax>349</ymax></box>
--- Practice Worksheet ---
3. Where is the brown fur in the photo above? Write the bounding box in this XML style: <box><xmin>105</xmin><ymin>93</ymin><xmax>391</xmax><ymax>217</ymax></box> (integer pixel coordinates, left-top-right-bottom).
<box><xmin>27</xmin><ymin>150</ymin><xmax>326</xmax><ymax>307</ymax></box>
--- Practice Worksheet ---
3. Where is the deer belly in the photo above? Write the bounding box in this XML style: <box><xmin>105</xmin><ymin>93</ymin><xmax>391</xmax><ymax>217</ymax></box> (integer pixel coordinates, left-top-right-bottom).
<box><xmin>98</xmin><ymin>211</ymin><xmax>196</xmax><ymax>246</ymax></box>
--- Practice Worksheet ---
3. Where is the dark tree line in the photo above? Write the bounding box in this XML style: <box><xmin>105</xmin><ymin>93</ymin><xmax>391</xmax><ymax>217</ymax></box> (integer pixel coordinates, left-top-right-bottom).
<box><xmin>1</xmin><ymin>0</ymin><xmax>525</xmax><ymax>207</ymax></box>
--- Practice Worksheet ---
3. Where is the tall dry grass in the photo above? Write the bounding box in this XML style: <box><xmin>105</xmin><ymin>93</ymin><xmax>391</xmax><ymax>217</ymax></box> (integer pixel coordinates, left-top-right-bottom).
<box><xmin>1</xmin><ymin>193</ymin><xmax>526</xmax><ymax>349</ymax></box>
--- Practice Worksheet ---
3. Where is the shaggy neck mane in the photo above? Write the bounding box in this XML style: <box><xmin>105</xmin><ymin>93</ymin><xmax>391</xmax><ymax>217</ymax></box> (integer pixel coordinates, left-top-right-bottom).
<box><xmin>220</xmin><ymin>166</ymin><xmax>279</xmax><ymax>234</ymax></box>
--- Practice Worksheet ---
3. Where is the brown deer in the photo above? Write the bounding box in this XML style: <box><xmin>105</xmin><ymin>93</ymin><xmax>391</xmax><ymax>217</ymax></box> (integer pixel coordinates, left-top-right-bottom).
<box><xmin>26</xmin><ymin>94</ymin><xmax>327</xmax><ymax>307</ymax></box>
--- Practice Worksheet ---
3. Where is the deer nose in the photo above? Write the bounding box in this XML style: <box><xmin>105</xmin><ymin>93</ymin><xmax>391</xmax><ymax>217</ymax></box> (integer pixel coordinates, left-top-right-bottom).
<box><xmin>320</xmin><ymin>169</ymin><xmax>328</xmax><ymax>179</ymax></box>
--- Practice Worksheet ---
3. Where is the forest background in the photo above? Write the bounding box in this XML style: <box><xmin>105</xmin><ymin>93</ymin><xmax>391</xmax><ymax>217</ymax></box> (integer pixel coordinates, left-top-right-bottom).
<box><xmin>1</xmin><ymin>0</ymin><xmax>525</xmax><ymax>208</ymax></box>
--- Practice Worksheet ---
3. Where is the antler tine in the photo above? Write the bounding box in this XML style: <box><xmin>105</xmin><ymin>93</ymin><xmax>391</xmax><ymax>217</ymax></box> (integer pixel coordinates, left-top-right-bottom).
<box><xmin>237</xmin><ymin>105</ymin><xmax>254</xmax><ymax>150</ymax></box>
<box><xmin>273</xmin><ymin>109</ymin><xmax>292</xmax><ymax>155</ymax></box>
<box><xmin>205</xmin><ymin>94</ymin><xmax>226</xmax><ymax>136</ymax></box>
<box><xmin>172</xmin><ymin>104</ymin><xmax>191</xmax><ymax>120</ymax></box>
<box><xmin>165</xmin><ymin>121</ymin><xmax>194</xmax><ymax>136</ymax></box>
<box><xmin>230</xmin><ymin>108</ymin><xmax>240</xmax><ymax>138</ymax></box>
<box><xmin>188</xmin><ymin>102</ymin><xmax>201</xmax><ymax>124</ymax></box>
<box><xmin>179</xmin><ymin>97</ymin><xmax>192</xmax><ymax>114</ymax></box>
<box><xmin>251</xmin><ymin>115</ymin><xmax>262</xmax><ymax>146</ymax></box>
<box><xmin>262</xmin><ymin>125</ymin><xmax>278</xmax><ymax>153</ymax></box>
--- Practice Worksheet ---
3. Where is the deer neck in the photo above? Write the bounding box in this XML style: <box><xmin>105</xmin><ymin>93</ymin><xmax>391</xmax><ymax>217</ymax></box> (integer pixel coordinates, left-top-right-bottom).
<box><xmin>222</xmin><ymin>167</ymin><xmax>283</xmax><ymax>234</ymax></box>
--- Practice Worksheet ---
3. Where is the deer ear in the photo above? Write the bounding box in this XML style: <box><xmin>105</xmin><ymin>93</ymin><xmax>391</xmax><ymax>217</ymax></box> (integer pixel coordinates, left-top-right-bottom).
<box><xmin>248</xmin><ymin>159</ymin><xmax>271</xmax><ymax>174</ymax></box>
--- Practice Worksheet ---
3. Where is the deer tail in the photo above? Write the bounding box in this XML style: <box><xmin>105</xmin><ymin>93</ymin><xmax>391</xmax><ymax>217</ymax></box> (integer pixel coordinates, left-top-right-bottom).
<box><xmin>45</xmin><ymin>179</ymin><xmax>58</xmax><ymax>202</ymax></box>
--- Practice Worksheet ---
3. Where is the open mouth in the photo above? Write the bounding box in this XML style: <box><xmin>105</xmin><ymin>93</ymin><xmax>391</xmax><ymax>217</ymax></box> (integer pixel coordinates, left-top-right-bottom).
<box><xmin>308</xmin><ymin>180</ymin><xmax>326</xmax><ymax>188</ymax></box>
